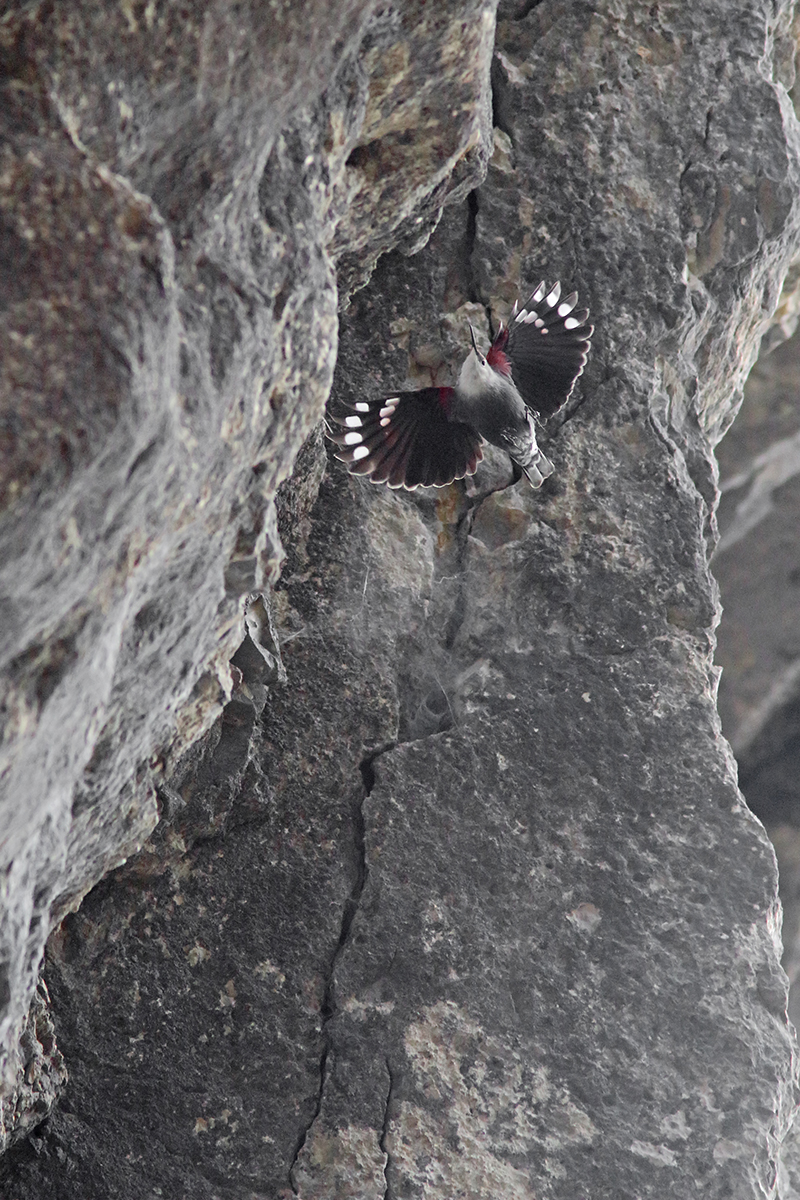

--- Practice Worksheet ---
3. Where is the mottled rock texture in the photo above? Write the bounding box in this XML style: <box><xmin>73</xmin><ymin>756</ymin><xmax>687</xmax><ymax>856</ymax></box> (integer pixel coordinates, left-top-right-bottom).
<box><xmin>0</xmin><ymin>0</ymin><xmax>493</xmax><ymax>1146</ymax></box>
<box><xmin>2</xmin><ymin>0</ymin><xmax>800</xmax><ymax>1198</ymax></box>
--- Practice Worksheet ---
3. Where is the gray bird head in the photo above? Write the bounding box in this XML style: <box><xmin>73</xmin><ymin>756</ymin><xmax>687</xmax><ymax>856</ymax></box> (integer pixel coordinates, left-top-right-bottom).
<box><xmin>458</xmin><ymin>323</ymin><xmax>497</xmax><ymax>399</ymax></box>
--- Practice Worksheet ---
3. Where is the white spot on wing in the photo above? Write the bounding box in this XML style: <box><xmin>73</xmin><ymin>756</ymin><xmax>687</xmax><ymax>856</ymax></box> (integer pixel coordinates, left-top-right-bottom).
<box><xmin>344</xmin><ymin>431</ymin><xmax>363</xmax><ymax>445</ymax></box>
<box><xmin>531</xmin><ymin>282</ymin><xmax>546</xmax><ymax>303</ymax></box>
<box><xmin>354</xmin><ymin>402</ymin><xmax>370</xmax><ymax>412</ymax></box>
<box><xmin>515</xmin><ymin>309</ymin><xmax>529</xmax><ymax>324</ymax></box>
<box><xmin>522</xmin><ymin>312</ymin><xmax>537</xmax><ymax>324</ymax></box>
<box><xmin>545</xmin><ymin>282</ymin><xmax>561</xmax><ymax>307</ymax></box>
<box><xmin>564</xmin><ymin>316</ymin><xmax>581</xmax><ymax>329</ymax></box>
<box><xmin>534</xmin><ymin>318</ymin><xmax>545</xmax><ymax>328</ymax></box>
<box><xmin>352</xmin><ymin>445</ymin><xmax>370</xmax><ymax>461</ymax></box>
<box><xmin>379</xmin><ymin>404</ymin><xmax>397</xmax><ymax>418</ymax></box>
<box><xmin>558</xmin><ymin>297</ymin><xmax>577</xmax><ymax>317</ymax></box>
<box><xmin>380</xmin><ymin>417</ymin><xmax>390</xmax><ymax>427</ymax></box>
<box><xmin>344</xmin><ymin>415</ymin><xmax>362</xmax><ymax>428</ymax></box>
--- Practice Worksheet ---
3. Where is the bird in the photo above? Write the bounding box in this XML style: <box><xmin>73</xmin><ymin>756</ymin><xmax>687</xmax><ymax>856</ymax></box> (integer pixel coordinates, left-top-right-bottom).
<box><xmin>328</xmin><ymin>280</ymin><xmax>593</xmax><ymax>490</ymax></box>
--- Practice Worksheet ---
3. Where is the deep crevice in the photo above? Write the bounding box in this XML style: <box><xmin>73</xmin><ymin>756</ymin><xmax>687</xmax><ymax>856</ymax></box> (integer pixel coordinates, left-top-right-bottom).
<box><xmin>288</xmin><ymin>754</ymin><xmax>374</xmax><ymax>1192</ymax></box>
<box><xmin>360</xmin><ymin>741</ymin><xmax>396</xmax><ymax>790</ymax></box>
<box><xmin>490</xmin><ymin>54</ymin><xmax>515</xmax><ymax>146</ymax></box>
<box><xmin>464</xmin><ymin>190</ymin><xmax>481</xmax><ymax>306</ymax></box>
<box><xmin>288</xmin><ymin>1043</ymin><xmax>329</xmax><ymax>1195</ymax></box>
<box><xmin>360</xmin><ymin>754</ymin><xmax>377</xmax><ymax>796</ymax></box>
<box><xmin>442</xmin><ymin>502</ymin><xmax>479</xmax><ymax>651</ymax></box>
<box><xmin>509</xmin><ymin>0</ymin><xmax>544</xmax><ymax>19</ymax></box>
<box><xmin>322</xmin><ymin>785</ymin><xmax>368</xmax><ymax>1021</ymax></box>
<box><xmin>380</xmin><ymin>1058</ymin><xmax>395</xmax><ymax>1200</ymax></box>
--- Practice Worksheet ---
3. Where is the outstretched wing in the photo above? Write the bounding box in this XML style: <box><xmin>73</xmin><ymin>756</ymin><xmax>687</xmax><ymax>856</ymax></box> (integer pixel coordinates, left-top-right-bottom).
<box><xmin>328</xmin><ymin>388</ymin><xmax>483</xmax><ymax>490</ymax></box>
<box><xmin>502</xmin><ymin>280</ymin><xmax>593</xmax><ymax>420</ymax></box>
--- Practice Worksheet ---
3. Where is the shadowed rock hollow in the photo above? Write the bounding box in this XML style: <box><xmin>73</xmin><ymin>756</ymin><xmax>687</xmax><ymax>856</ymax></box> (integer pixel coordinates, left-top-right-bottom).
<box><xmin>2</xmin><ymin>1</ymin><xmax>800</xmax><ymax>1197</ymax></box>
<box><xmin>715</xmin><ymin>300</ymin><xmax>800</xmax><ymax>1048</ymax></box>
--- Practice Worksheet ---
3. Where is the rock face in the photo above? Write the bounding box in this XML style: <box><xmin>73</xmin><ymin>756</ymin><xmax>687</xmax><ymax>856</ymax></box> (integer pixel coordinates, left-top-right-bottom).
<box><xmin>2</xmin><ymin>1</ymin><xmax>800</xmax><ymax>1197</ymax></box>
<box><xmin>0</xmin><ymin>0</ymin><xmax>493</xmax><ymax>1145</ymax></box>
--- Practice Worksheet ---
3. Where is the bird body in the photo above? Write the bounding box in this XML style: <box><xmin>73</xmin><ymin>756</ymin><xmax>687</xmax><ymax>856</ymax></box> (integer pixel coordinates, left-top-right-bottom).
<box><xmin>451</xmin><ymin>344</ymin><xmax>553</xmax><ymax>486</ymax></box>
<box><xmin>329</xmin><ymin>280</ymin><xmax>593</xmax><ymax>490</ymax></box>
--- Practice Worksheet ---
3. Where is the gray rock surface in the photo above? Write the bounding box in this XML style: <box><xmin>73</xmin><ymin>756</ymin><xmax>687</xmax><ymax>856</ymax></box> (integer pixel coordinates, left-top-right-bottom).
<box><xmin>2</xmin><ymin>0</ymin><xmax>800</xmax><ymax>1197</ymax></box>
<box><xmin>0</xmin><ymin>0</ymin><xmax>493</xmax><ymax>1144</ymax></box>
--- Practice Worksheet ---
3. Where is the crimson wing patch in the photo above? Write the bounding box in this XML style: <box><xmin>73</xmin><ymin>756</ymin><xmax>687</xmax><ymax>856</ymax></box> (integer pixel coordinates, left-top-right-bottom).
<box><xmin>504</xmin><ymin>281</ymin><xmax>593</xmax><ymax>420</ymax></box>
<box><xmin>328</xmin><ymin>388</ymin><xmax>483</xmax><ymax>490</ymax></box>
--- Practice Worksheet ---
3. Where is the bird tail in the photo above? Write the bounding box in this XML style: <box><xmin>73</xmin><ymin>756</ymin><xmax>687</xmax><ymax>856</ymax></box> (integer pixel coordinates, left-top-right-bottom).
<box><xmin>510</xmin><ymin>410</ymin><xmax>554</xmax><ymax>488</ymax></box>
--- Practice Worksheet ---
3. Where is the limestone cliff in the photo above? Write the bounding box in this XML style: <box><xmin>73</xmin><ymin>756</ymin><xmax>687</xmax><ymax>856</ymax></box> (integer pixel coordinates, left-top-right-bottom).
<box><xmin>2</xmin><ymin>1</ymin><xmax>800</xmax><ymax>1197</ymax></box>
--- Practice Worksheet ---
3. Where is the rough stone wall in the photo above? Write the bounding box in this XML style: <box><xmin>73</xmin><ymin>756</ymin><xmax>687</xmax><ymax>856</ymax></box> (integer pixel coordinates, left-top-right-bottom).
<box><xmin>2</xmin><ymin>0</ymin><xmax>800</xmax><ymax>1198</ymax></box>
<box><xmin>0</xmin><ymin>0</ymin><xmax>493</xmax><ymax>1140</ymax></box>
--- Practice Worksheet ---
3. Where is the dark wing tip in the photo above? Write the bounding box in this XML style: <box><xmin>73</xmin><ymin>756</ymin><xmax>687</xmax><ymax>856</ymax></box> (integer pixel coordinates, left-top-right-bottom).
<box><xmin>327</xmin><ymin>389</ymin><xmax>483</xmax><ymax>490</ymax></box>
<box><xmin>506</xmin><ymin>280</ymin><xmax>594</xmax><ymax>419</ymax></box>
